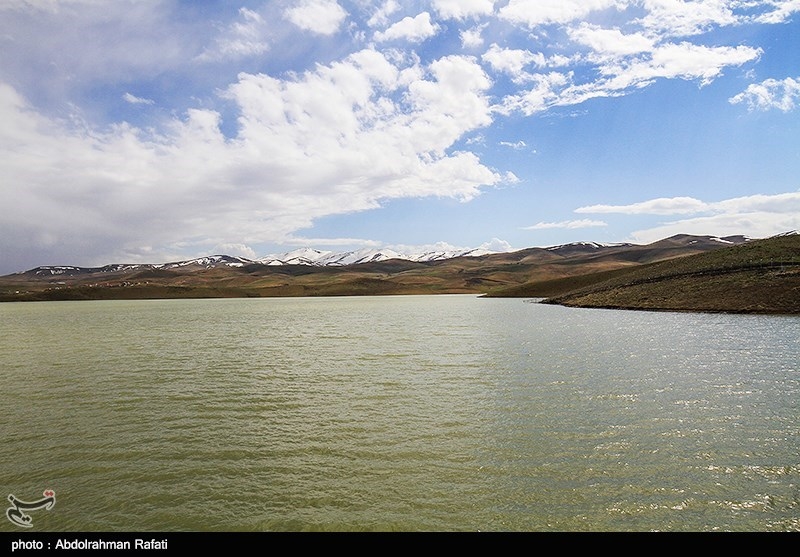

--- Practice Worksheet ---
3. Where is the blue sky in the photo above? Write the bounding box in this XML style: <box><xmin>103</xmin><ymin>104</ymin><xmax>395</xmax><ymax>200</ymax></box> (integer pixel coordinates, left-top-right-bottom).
<box><xmin>1</xmin><ymin>0</ymin><xmax>799</xmax><ymax>273</ymax></box>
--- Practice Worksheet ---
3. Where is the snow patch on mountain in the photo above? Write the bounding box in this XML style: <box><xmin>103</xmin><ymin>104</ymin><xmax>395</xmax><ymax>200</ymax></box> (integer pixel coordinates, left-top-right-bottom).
<box><xmin>258</xmin><ymin>246</ymin><xmax>497</xmax><ymax>266</ymax></box>
<box><xmin>155</xmin><ymin>255</ymin><xmax>253</xmax><ymax>269</ymax></box>
<box><xmin>546</xmin><ymin>241</ymin><xmax>630</xmax><ymax>252</ymax></box>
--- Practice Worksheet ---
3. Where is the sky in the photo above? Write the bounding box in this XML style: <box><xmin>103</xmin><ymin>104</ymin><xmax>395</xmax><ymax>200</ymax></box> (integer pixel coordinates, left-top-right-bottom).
<box><xmin>1</xmin><ymin>0</ymin><xmax>799</xmax><ymax>274</ymax></box>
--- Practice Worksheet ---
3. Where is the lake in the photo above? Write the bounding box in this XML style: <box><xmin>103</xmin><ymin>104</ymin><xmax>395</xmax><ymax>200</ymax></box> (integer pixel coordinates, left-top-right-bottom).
<box><xmin>1</xmin><ymin>295</ymin><xmax>798</xmax><ymax>531</ymax></box>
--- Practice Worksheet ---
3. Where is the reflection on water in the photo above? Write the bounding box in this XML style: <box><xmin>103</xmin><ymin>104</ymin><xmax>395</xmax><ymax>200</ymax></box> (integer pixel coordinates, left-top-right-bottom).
<box><xmin>1</xmin><ymin>296</ymin><xmax>798</xmax><ymax>531</ymax></box>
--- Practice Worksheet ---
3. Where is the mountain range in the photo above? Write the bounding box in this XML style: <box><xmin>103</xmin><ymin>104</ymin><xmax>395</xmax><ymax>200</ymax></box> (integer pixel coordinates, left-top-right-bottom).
<box><xmin>18</xmin><ymin>245</ymin><xmax>520</xmax><ymax>277</ymax></box>
<box><xmin>10</xmin><ymin>236</ymin><xmax>743</xmax><ymax>278</ymax></box>
<box><xmin>3</xmin><ymin>233</ymin><xmax>774</xmax><ymax>304</ymax></box>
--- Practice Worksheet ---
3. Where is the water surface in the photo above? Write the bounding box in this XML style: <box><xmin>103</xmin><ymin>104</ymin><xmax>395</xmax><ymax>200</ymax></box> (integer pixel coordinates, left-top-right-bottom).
<box><xmin>1</xmin><ymin>296</ymin><xmax>798</xmax><ymax>531</ymax></box>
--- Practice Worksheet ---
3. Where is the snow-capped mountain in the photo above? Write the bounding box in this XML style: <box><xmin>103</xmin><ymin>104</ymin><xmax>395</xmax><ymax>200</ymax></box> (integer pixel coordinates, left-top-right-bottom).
<box><xmin>258</xmin><ymin>246</ymin><xmax>496</xmax><ymax>266</ymax></box>
<box><xmin>545</xmin><ymin>241</ymin><xmax>630</xmax><ymax>252</ymax></box>
<box><xmin>156</xmin><ymin>255</ymin><xmax>253</xmax><ymax>269</ymax></box>
<box><xmin>24</xmin><ymin>255</ymin><xmax>253</xmax><ymax>277</ymax></box>
<box><xmin>20</xmin><ymin>247</ymin><xmax>496</xmax><ymax>277</ymax></box>
<box><xmin>410</xmin><ymin>247</ymin><xmax>495</xmax><ymax>261</ymax></box>
<box><xmin>14</xmin><ymin>234</ymin><xmax>763</xmax><ymax>278</ymax></box>
<box><xmin>258</xmin><ymin>248</ymin><xmax>331</xmax><ymax>266</ymax></box>
<box><xmin>316</xmin><ymin>248</ymin><xmax>407</xmax><ymax>266</ymax></box>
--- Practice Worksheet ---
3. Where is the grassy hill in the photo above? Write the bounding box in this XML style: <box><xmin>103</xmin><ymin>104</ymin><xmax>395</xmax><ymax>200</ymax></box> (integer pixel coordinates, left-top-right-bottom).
<box><xmin>518</xmin><ymin>234</ymin><xmax>800</xmax><ymax>314</ymax></box>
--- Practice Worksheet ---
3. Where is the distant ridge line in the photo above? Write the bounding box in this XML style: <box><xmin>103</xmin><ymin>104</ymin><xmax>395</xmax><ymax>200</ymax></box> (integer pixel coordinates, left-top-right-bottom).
<box><xmin>10</xmin><ymin>233</ymin><xmax>762</xmax><ymax>277</ymax></box>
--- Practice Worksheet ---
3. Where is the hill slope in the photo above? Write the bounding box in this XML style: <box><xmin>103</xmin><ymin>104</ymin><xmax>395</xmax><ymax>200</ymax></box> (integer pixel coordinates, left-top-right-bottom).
<box><xmin>533</xmin><ymin>233</ymin><xmax>800</xmax><ymax>314</ymax></box>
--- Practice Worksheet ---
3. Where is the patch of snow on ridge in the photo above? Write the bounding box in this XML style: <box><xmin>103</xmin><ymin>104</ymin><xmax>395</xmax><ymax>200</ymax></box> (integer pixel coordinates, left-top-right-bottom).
<box><xmin>259</xmin><ymin>246</ymin><xmax>500</xmax><ymax>266</ymax></box>
<box><xmin>36</xmin><ymin>266</ymin><xmax>79</xmax><ymax>275</ymax></box>
<box><xmin>545</xmin><ymin>241</ymin><xmax>626</xmax><ymax>251</ymax></box>
<box><xmin>411</xmin><ymin>248</ymin><xmax>495</xmax><ymax>261</ymax></box>
<box><xmin>156</xmin><ymin>255</ymin><xmax>254</xmax><ymax>269</ymax></box>
<box><xmin>265</xmin><ymin>248</ymin><xmax>332</xmax><ymax>265</ymax></box>
<box><xmin>317</xmin><ymin>248</ymin><xmax>406</xmax><ymax>266</ymax></box>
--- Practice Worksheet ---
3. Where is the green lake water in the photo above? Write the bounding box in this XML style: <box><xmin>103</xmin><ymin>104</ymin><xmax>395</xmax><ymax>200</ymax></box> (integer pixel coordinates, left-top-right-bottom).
<box><xmin>1</xmin><ymin>295</ymin><xmax>798</xmax><ymax>531</ymax></box>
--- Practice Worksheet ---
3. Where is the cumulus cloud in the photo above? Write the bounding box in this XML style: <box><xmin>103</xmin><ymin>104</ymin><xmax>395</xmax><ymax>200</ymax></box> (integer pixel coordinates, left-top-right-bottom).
<box><xmin>366</xmin><ymin>0</ymin><xmax>399</xmax><ymax>28</ymax></box>
<box><xmin>499</xmin><ymin>0</ymin><xmax>621</xmax><ymax>27</ymax></box>
<box><xmin>0</xmin><ymin>50</ymin><xmax>505</xmax><ymax>268</ymax></box>
<box><xmin>636</xmin><ymin>0</ymin><xmax>740</xmax><ymax>36</ymax></box>
<box><xmin>284</xmin><ymin>0</ymin><xmax>347</xmax><ymax>36</ymax></box>
<box><xmin>460</xmin><ymin>25</ymin><xmax>487</xmax><ymax>48</ymax></box>
<box><xmin>729</xmin><ymin>77</ymin><xmax>800</xmax><ymax>112</ymax></box>
<box><xmin>215</xmin><ymin>243</ymin><xmax>259</xmax><ymax>260</ymax></box>
<box><xmin>479</xmin><ymin>237</ymin><xmax>514</xmax><ymax>252</ymax></box>
<box><xmin>433</xmin><ymin>0</ymin><xmax>496</xmax><ymax>20</ymax></box>
<box><xmin>0</xmin><ymin>0</ymin><xmax>797</xmax><ymax>272</ymax></box>
<box><xmin>482</xmin><ymin>43</ymin><xmax>546</xmax><ymax>81</ymax></box>
<box><xmin>568</xmin><ymin>24</ymin><xmax>655</xmax><ymax>57</ymax></box>
<box><xmin>374</xmin><ymin>12</ymin><xmax>440</xmax><ymax>43</ymax></box>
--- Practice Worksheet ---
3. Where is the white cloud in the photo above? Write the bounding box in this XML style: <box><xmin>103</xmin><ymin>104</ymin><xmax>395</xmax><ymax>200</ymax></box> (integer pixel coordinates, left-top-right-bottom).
<box><xmin>576</xmin><ymin>193</ymin><xmax>800</xmax><ymax>215</ymax></box>
<box><xmin>568</xmin><ymin>23</ymin><xmax>655</xmax><ymax>57</ymax></box>
<box><xmin>482</xmin><ymin>43</ymin><xmax>545</xmax><ymax>80</ymax></box>
<box><xmin>753</xmin><ymin>0</ymin><xmax>800</xmax><ymax>23</ymax></box>
<box><xmin>729</xmin><ymin>77</ymin><xmax>800</xmax><ymax>112</ymax></box>
<box><xmin>386</xmin><ymin>237</ymin><xmax>514</xmax><ymax>256</ymax></box>
<box><xmin>637</xmin><ymin>0</ymin><xmax>740</xmax><ymax>36</ymax></box>
<box><xmin>577</xmin><ymin>192</ymin><xmax>800</xmax><ymax>243</ymax></box>
<box><xmin>491</xmin><ymin>1</ymin><xmax>763</xmax><ymax>116</ymax></box>
<box><xmin>433</xmin><ymin>0</ymin><xmax>496</xmax><ymax>20</ymax></box>
<box><xmin>215</xmin><ymin>242</ymin><xmax>258</xmax><ymax>260</ymax></box>
<box><xmin>284</xmin><ymin>0</ymin><xmax>347</xmax><ymax>36</ymax></box>
<box><xmin>122</xmin><ymin>92</ymin><xmax>154</xmax><ymax>105</ymax></box>
<box><xmin>501</xmin><ymin>41</ymin><xmax>761</xmax><ymax>115</ymax></box>
<box><xmin>499</xmin><ymin>0</ymin><xmax>622</xmax><ymax>27</ymax></box>
<box><xmin>460</xmin><ymin>25</ymin><xmax>487</xmax><ymax>48</ymax></box>
<box><xmin>197</xmin><ymin>7</ymin><xmax>270</xmax><ymax>61</ymax></box>
<box><xmin>523</xmin><ymin>219</ymin><xmax>608</xmax><ymax>230</ymax></box>
<box><xmin>479</xmin><ymin>237</ymin><xmax>514</xmax><ymax>252</ymax></box>
<box><xmin>499</xmin><ymin>140</ymin><xmax>527</xmax><ymax>149</ymax></box>
<box><xmin>374</xmin><ymin>12</ymin><xmax>440</xmax><ymax>43</ymax></box>
<box><xmin>629</xmin><ymin>212</ymin><xmax>800</xmax><ymax>244</ymax></box>
<box><xmin>599</xmin><ymin>42</ymin><xmax>762</xmax><ymax>90</ymax></box>
<box><xmin>576</xmin><ymin>196</ymin><xmax>710</xmax><ymax>215</ymax></box>
<box><xmin>366</xmin><ymin>0</ymin><xmax>399</xmax><ymax>28</ymax></box>
<box><xmin>1</xmin><ymin>0</ymin><xmax>797</xmax><ymax>272</ymax></box>
<box><xmin>0</xmin><ymin>50</ymin><xmax>505</xmax><ymax>267</ymax></box>
<box><xmin>499</xmin><ymin>71</ymin><xmax>573</xmax><ymax>115</ymax></box>
<box><xmin>714</xmin><ymin>192</ymin><xmax>800</xmax><ymax>214</ymax></box>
